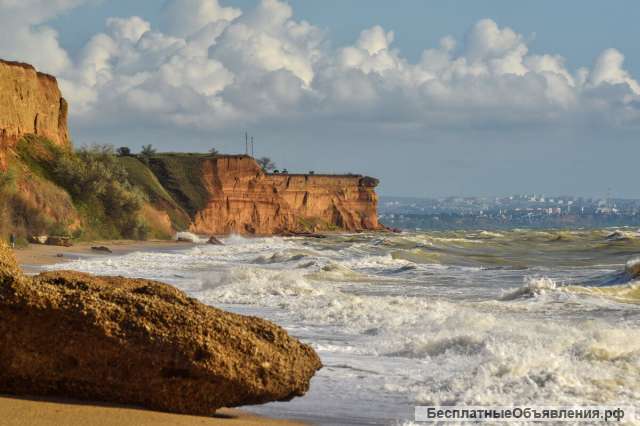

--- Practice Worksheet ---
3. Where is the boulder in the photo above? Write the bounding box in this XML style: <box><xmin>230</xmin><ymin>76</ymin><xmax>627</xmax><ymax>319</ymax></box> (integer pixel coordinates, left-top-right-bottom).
<box><xmin>45</xmin><ymin>236</ymin><xmax>73</xmax><ymax>247</ymax></box>
<box><xmin>28</xmin><ymin>235</ymin><xmax>48</xmax><ymax>244</ymax></box>
<box><xmin>0</xmin><ymin>243</ymin><xmax>321</xmax><ymax>415</ymax></box>
<box><xmin>207</xmin><ymin>236</ymin><xmax>224</xmax><ymax>245</ymax></box>
<box><xmin>91</xmin><ymin>246</ymin><xmax>113</xmax><ymax>254</ymax></box>
<box><xmin>175</xmin><ymin>232</ymin><xmax>201</xmax><ymax>243</ymax></box>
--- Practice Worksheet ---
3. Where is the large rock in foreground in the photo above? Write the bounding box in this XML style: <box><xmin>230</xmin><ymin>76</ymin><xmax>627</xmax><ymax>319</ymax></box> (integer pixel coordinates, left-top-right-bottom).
<box><xmin>0</xmin><ymin>244</ymin><xmax>321</xmax><ymax>415</ymax></box>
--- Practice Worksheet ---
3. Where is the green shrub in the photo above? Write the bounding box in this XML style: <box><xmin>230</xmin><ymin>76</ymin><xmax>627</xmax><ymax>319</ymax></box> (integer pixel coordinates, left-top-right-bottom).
<box><xmin>16</xmin><ymin>138</ymin><xmax>147</xmax><ymax>240</ymax></box>
<box><xmin>0</xmin><ymin>169</ymin><xmax>16</xmax><ymax>191</ymax></box>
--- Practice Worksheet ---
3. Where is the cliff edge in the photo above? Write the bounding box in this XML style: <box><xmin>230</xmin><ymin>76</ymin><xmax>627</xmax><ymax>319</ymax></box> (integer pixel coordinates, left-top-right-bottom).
<box><xmin>0</xmin><ymin>60</ymin><xmax>69</xmax><ymax>169</ymax></box>
<box><xmin>145</xmin><ymin>154</ymin><xmax>382</xmax><ymax>235</ymax></box>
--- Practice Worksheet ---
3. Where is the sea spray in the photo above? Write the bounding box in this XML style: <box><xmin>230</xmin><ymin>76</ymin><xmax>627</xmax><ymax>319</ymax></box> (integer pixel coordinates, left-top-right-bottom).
<box><xmin>500</xmin><ymin>276</ymin><xmax>558</xmax><ymax>300</ymax></box>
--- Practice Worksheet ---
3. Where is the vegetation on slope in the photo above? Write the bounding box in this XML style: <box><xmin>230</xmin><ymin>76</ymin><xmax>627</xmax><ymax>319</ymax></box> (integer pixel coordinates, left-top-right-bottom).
<box><xmin>118</xmin><ymin>156</ymin><xmax>191</xmax><ymax>230</ymax></box>
<box><xmin>2</xmin><ymin>136</ymin><xmax>350</xmax><ymax>242</ymax></box>
<box><xmin>145</xmin><ymin>153</ymin><xmax>213</xmax><ymax>217</ymax></box>
<box><xmin>0</xmin><ymin>151</ymin><xmax>78</xmax><ymax>244</ymax></box>
<box><xmin>9</xmin><ymin>136</ymin><xmax>148</xmax><ymax>240</ymax></box>
<box><xmin>0</xmin><ymin>136</ymin><xmax>214</xmax><ymax>242</ymax></box>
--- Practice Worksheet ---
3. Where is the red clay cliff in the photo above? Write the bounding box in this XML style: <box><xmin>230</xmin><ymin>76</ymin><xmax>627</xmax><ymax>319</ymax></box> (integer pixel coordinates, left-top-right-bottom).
<box><xmin>189</xmin><ymin>156</ymin><xmax>382</xmax><ymax>235</ymax></box>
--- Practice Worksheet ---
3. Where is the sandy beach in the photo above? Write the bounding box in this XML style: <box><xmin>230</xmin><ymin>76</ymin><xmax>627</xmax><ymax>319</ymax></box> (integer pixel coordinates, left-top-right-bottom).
<box><xmin>8</xmin><ymin>241</ymin><xmax>308</xmax><ymax>426</ymax></box>
<box><xmin>0</xmin><ymin>395</ymin><xmax>305</xmax><ymax>426</ymax></box>
<box><xmin>14</xmin><ymin>239</ymin><xmax>195</xmax><ymax>271</ymax></box>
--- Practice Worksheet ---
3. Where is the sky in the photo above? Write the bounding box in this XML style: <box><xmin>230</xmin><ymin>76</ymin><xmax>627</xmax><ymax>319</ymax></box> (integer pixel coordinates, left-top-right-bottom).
<box><xmin>1</xmin><ymin>0</ymin><xmax>639</xmax><ymax>198</ymax></box>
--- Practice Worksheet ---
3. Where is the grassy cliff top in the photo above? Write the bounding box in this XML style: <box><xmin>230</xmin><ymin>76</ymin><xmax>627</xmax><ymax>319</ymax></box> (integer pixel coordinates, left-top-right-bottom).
<box><xmin>142</xmin><ymin>155</ymin><xmax>211</xmax><ymax>217</ymax></box>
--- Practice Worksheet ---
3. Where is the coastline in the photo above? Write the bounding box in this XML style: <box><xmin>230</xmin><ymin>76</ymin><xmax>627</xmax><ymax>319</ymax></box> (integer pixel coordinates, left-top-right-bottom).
<box><xmin>14</xmin><ymin>239</ymin><xmax>194</xmax><ymax>271</ymax></box>
<box><xmin>11</xmin><ymin>240</ymin><xmax>309</xmax><ymax>426</ymax></box>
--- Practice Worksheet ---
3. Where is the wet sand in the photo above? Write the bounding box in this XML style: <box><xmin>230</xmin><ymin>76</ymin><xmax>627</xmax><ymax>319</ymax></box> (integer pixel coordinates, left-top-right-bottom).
<box><xmin>14</xmin><ymin>239</ymin><xmax>195</xmax><ymax>272</ymax></box>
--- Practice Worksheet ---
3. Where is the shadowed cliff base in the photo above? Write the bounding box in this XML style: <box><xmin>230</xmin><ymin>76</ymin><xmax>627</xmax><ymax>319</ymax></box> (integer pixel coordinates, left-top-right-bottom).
<box><xmin>0</xmin><ymin>243</ymin><xmax>322</xmax><ymax>415</ymax></box>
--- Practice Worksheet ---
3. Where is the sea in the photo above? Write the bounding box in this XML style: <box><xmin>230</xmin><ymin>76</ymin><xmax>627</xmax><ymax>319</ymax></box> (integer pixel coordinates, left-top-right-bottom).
<box><xmin>43</xmin><ymin>229</ymin><xmax>640</xmax><ymax>425</ymax></box>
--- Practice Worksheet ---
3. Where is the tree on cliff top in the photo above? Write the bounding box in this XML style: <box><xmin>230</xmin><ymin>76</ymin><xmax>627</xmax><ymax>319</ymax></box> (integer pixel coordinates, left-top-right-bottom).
<box><xmin>139</xmin><ymin>144</ymin><xmax>156</xmax><ymax>165</ymax></box>
<box><xmin>140</xmin><ymin>145</ymin><xmax>156</xmax><ymax>157</ymax></box>
<box><xmin>116</xmin><ymin>147</ymin><xmax>131</xmax><ymax>157</ymax></box>
<box><xmin>257</xmin><ymin>157</ymin><xmax>276</xmax><ymax>172</ymax></box>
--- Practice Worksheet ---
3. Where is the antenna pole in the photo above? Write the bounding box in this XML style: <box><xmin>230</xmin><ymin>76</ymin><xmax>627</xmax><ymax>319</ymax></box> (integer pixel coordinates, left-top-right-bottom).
<box><xmin>251</xmin><ymin>137</ymin><xmax>254</xmax><ymax>157</ymax></box>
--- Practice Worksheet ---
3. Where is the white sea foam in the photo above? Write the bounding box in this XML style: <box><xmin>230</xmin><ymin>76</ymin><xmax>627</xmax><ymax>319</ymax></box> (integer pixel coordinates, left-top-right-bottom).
<box><xmin>175</xmin><ymin>231</ymin><xmax>208</xmax><ymax>243</ymax></box>
<box><xmin>625</xmin><ymin>256</ymin><xmax>640</xmax><ymax>278</ymax></box>
<box><xmin>499</xmin><ymin>276</ymin><xmax>558</xmax><ymax>300</ymax></box>
<box><xmin>40</xmin><ymin>232</ymin><xmax>640</xmax><ymax>425</ymax></box>
<box><xmin>478</xmin><ymin>230</ymin><xmax>505</xmax><ymax>238</ymax></box>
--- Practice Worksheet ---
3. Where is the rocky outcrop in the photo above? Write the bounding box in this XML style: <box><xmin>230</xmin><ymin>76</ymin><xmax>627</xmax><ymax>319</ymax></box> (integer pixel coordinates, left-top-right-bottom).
<box><xmin>193</xmin><ymin>156</ymin><xmax>381</xmax><ymax>235</ymax></box>
<box><xmin>150</xmin><ymin>155</ymin><xmax>382</xmax><ymax>235</ymax></box>
<box><xmin>0</xmin><ymin>60</ymin><xmax>70</xmax><ymax>170</ymax></box>
<box><xmin>0</xmin><ymin>244</ymin><xmax>321</xmax><ymax>415</ymax></box>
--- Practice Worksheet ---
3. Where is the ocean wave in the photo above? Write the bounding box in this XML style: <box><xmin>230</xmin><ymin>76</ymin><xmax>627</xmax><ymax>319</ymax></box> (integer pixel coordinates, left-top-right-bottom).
<box><xmin>40</xmin><ymin>230</ymin><xmax>640</xmax><ymax>419</ymax></box>
<box><xmin>477</xmin><ymin>230</ymin><xmax>505</xmax><ymax>238</ymax></box>
<box><xmin>387</xmin><ymin>335</ymin><xmax>486</xmax><ymax>359</ymax></box>
<box><xmin>391</xmin><ymin>249</ymin><xmax>442</xmax><ymax>265</ymax></box>
<box><xmin>571</xmin><ymin>256</ymin><xmax>640</xmax><ymax>287</ymax></box>
<box><xmin>174</xmin><ymin>231</ymin><xmax>208</xmax><ymax>243</ymax></box>
<box><xmin>198</xmin><ymin>264</ymin><xmax>438</xmax><ymax>334</ymax></box>
<box><xmin>605</xmin><ymin>230</ymin><xmax>637</xmax><ymax>242</ymax></box>
<box><xmin>565</xmin><ymin>284</ymin><xmax>640</xmax><ymax>304</ymax></box>
<box><xmin>626</xmin><ymin>256</ymin><xmax>640</xmax><ymax>278</ymax></box>
<box><xmin>308</xmin><ymin>262</ymin><xmax>366</xmax><ymax>281</ymax></box>
<box><xmin>389</xmin><ymin>264</ymin><xmax>418</xmax><ymax>273</ymax></box>
<box><xmin>338</xmin><ymin>254</ymin><xmax>413</xmax><ymax>271</ymax></box>
<box><xmin>253</xmin><ymin>251</ymin><xmax>310</xmax><ymax>264</ymax></box>
<box><xmin>199</xmin><ymin>267</ymin><xmax>323</xmax><ymax>302</ymax></box>
<box><xmin>499</xmin><ymin>276</ymin><xmax>558</xmax><ymax>301</ymax></box>
<box><xmin>499</xmin><ymin>257</ymin><xmax>640</xmax><ymax>304</ymax></box>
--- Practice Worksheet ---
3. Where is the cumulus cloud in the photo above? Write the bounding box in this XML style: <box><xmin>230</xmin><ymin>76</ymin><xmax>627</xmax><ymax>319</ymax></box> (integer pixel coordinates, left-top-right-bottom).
<box><xmin>0</xmin><ymin>0</ymin><xmax>88</xmax><ymax>73</ymax></box>
<box><xmin>1</xmin><ymin>0</ymin><xmax>640</xmax><ymax>136</ymax></box>
<box><xmin>589</xmin><ymin>48</ymin><xmax>640</xmax><ymax>95</ymax></box>
<box><xmin>160</xmin><ymin>0</ymin><xmax>241</xmax><ymax>38</ymax></box>
<box><xmin>210</xmin><ymin>0</ymin><xmax>324</xmax><ymax>86</ymax></box>
<box><xmin>0</xmin><ymin>0</ymin><xmax>87</xmax><ymax>25</ymax></box>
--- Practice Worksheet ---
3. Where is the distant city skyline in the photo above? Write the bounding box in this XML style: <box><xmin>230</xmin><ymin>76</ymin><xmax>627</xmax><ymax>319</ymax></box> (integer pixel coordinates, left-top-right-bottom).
<box><xmin>380</xmin><ymin>193</ymin><xmax>640</xmax><ymax>230</ymax></box>
<box><xmin>1</xmin><ymin>0</ymin><xmax>639</xmax><ymax>197</ymax></box>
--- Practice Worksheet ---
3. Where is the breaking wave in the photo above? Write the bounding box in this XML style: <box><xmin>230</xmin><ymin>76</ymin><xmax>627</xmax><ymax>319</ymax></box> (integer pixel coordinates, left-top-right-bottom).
<box><xmin>500</xmin><ymin>276</ymin><xmax>558</xmax><ymax>300</ymax></box>
<box><xmin>42</xmin><ymin>229</ymin><xmax>640</xmax><ymax>424</ymax></box>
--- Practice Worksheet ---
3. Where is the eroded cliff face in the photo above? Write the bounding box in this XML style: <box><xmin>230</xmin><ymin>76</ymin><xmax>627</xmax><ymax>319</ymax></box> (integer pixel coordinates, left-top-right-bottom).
<box><xmin>0</xmin><ymin>60</ymin><xmax>69</xmax><ymax>169</ymax></box>
<box><xmin>187</xmin><ymin>156</ymin><xmax>381</xmax><ymax>235</ymax></box>
<box><xmin>0</xmin><ymin>58</ymin><xmax>381</xmax><ymax>237</ymax></box>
